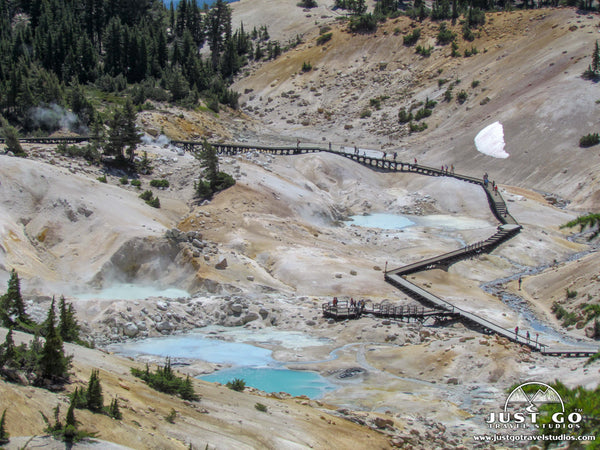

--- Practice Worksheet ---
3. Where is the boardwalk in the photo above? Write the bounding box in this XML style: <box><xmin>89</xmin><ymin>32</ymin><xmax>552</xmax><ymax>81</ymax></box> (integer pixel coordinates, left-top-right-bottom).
<box><xmin>10</xmin><ymin>137</ymin><xmax>599</xmax><ymax>357</ymax></box>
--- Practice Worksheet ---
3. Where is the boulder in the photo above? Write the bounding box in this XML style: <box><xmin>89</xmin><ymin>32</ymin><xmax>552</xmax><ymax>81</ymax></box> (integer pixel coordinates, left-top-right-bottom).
<box><xmin>123</xmin><ymin>322</ymin><xmax>139</xmax><ymax>338</ymax></box>
<box><xmin>156</xmin><ymin>301</ymin><xmax>168</xmax><ymax>311</ymax></box>
<box><xmin>215</xmin><ymin>258</ymin><xmax>228</xmax><ymax>270</ymax></box>
<box><xmin>259</xmin><ymin>308</ymin><xmax>269</xmax><ymax>320</ymax></box>
<box><xmin>241</xmin><ymin>312</ymin><xmax>259</xmax><ymax>324</ymax></box>
<box><xmin>374</xmin><ymin>417</ymin><xmax>394</xmax><ymax>429</ymax></box>
<box><xmin>230</xmin><ymin>303</ymin><xmax>244</xmax><ymax>314</ymax></box>
<box><xmin>156</xmin><ymin>321</ymin><xmax>174</xmax><ymax>332</ymax></box>
<box><xmin>447</xmin><ymin>377</ymin><xmax>459</xmax><ymax>385</ymax></box>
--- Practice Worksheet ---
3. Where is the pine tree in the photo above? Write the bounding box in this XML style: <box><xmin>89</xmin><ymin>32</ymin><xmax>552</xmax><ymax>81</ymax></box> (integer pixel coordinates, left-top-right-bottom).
<box><xmin>592</xmin><ymin>40</ymin><xmax>600</xmax><ymax>74</ymax></box>
<box><xmin>58</xmin><ymin>296</ymin><xmax>80</xmax><ymax>343</ymax></box>
<box><xmin>85</xmin><ymin>369</ymin><xmax>104</xmax><ymax>412</ymax></box>
<box><xmin>180</xmin><ymin>375</ymin><xmax>199</xmax><ymax>401</ymax></box>
<box><xmin>0</xmin><ymin>408</ymin><xmax>9</xmax><ymax>445</ymax></box>
<box><xmin>109</xmin><ymin>398</ymin><xmax>122</xmax><ymax>419</ymax></box>
<box><xmin>1</xmin><ymin>269</ymin><xmax>33</xmax><ymax>328</ymax></box>
<box><xmin>1</xmin><ymin>121</ymin><xmax>26</xmax><ymax>157</ymax></box>
<box><xmin>123</xmin><ymin>99</ymin><xmax>142</xmax><ymax>163</ymax></box>
<box><xmin>0</xmin><ymin>328</ymin><xmax>17</xmax><ymax>367</ymax></box>
<box><xmin>199</xmin><ymin>139</ymin><xmax>219</xmax><ymax>188</ymax></box>
<box><xmin>63</xmin><ymin>400</ymin><xmax>77</xmax><ymax>443</ymax></box>
<box><xmin>39</xmin><ymin>298</ymin><xmax>69</xmax><ymax>383</ymax></box>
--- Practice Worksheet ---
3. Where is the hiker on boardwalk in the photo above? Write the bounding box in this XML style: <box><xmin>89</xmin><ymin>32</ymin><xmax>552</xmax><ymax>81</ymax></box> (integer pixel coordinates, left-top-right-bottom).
<box><xmin>383</xmin><ymin>152</ymin><xmax>387</xmax><ymax>159</ymax></box>
<box><xmin>333</xmin><ymin>297</ymin><xmax>338</xmax><ymax>307</ymax></box>
<box><xmin>414</xmin><ymin>157</ymin><xmax>417</xmax><ymax>165</ymax></box>
<box><xmin>328</xmin><ymin>142</ymin><xmax>332</xmax><ymax>150</ymax></box>
<box><xmin>354</xmin><ymin>145</ymin><xmax>358</xmax><ymax>155</ymax></box>
<box><xmin>515</xmin><ymin>326</ymin><xmax>519</xmax><ymax>338</ymax></box>
<box><xmin>518</xmin><ymin>276</ymin><xmax>522</xmax><ymax>290</ymax></box>
<box><xmin>393</xmin><ymin>152</ymin><xmax>397</xmax><ymax>161</ymax></box>
<box><xmin>451</xmin><ymin>164</ymin><xmax>454</xmax><ymax>174</ymax></box>
<box><xmin>297</xmin><ymin>139</ymin><xmax>300</xmax><ymax>149</ymax></box>
<box><xmin>526</xmin><ymin>331</ymin><xmax>530</xmax><ymax>343</ymax></box>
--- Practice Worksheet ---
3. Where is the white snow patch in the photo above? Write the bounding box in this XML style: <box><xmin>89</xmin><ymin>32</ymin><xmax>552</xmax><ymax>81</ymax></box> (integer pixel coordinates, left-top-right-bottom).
<box><xmin>474</xmin><ymin>122</ymin><xmax>509</xmax><ymax>159</ymax></box>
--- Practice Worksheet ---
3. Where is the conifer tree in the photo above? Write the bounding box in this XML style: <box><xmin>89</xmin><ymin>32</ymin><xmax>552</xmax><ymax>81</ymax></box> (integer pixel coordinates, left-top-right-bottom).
<box><xmin>85</xmin><ymin>369</ymin><xmax>104</xmax><ymax>412</ymax></box>
<box><xmin>199</xmin><ymin>139</ymin><xmax>219</xmax><ymax>188</ymax></box>
<box><xmin>180</xmin><ymin>375</ymin><xmax>199</xmax><ymax>401</ymax></box>
<box><xmin>0</xmin><ymin>408</ymin><xmax>9</xmax><ymax>445</ymax></box>
<box><xmin>39</xmin><ymin>297</ymin><xmax>69</xmax><ymax>383</ymax></box>
<box><xmin>1</xmin><ymin>269</ymin><xmax>33</xmax><ymax>328</ymax></box>
<box><xmin>592</xmin><ymin>40</ymin><xmax>600</xmax><ymax>74</ymax></box>
<box><xmin>0</xmin><ymin>328</ymin><xmax>17</xmax><ymax>367</ymax></box>
<box><xmin>58</xmin><ymin>296</ymin><xmax>80</xmax><ymax>343</ymax></box>
<box><xmin>108</xmin><ymin>398</ymin><xmax>122</xmax><ymax>419</ymax></box>
<box><xmin>64</xmin><ymin>400</ymin><xmax>77</xmax><ymax>442</ymax></box>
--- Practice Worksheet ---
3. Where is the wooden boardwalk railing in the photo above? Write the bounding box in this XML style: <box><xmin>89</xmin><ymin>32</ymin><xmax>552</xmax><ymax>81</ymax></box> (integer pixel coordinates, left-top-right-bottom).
<box><xmin>7</xmin><ymin>137</ymin><xmax>598</xmax><ymax>357</ymax></box>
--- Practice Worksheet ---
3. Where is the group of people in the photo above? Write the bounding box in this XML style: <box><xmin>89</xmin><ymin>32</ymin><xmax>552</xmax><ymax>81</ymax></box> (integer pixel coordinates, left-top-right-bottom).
<box><xmin>331</xmin><ymin>297</ymin><xmax>366</xmax><ymax>313</ymax></box>
<box><xmin>440</xmin><ymin>164</ymin><xmax>454</xmax><ymax>174</ymax></box>
<box><xmin>514</xmin><ymin>326</ymin><xmax>539</xmax><ymax>346</ymax></box>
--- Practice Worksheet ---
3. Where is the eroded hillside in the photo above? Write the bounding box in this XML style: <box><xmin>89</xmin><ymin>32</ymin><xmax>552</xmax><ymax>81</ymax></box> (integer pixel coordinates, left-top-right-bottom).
<box><xmin>232</xmin><ymin>6</ymin><xmax>600</xmax><ymax>210</ymax></box>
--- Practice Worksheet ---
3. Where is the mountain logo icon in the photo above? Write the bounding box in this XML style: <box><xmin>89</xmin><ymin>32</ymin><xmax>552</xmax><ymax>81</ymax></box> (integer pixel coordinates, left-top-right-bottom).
<box><xmin>504</xmin><ymin>382</ymin><xmax>564</xmax><ymax>413</ymax></box>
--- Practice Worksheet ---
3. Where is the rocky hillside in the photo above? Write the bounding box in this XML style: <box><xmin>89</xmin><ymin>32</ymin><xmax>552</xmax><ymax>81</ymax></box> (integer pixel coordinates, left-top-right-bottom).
<box><xmin>231</xmin><ymin>5</ymin><xmax>600</xmax><ymax>211</ymax></box>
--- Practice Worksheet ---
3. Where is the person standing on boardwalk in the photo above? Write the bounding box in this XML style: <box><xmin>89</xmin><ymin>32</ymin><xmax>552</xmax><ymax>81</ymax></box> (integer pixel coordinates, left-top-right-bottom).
<box><xmin>518</xmin><ymin>276</ymin><xmax>522</xmax><ymax>290</ymax></box>
<box><xmin>451</xmin><ymin>164</ymin><xmax>454</xmax><ymax>174</ymax></box>
<box><xmin>526</xmin><ymin>331</ymin><xmax>530</xmax><ymax>343</ymax></box>
<box><xmin>515</xmin><ymin>326</ymin><xmax>519</xmax><ymax>338</ymax></box>
<box><xmin>414</xmin><ymin>157</ymin><xmax>417</xmax><ymax>164</ymax></box>
<box><xmin>393</xmin><ymin>152</ymin><xmax>397</xmax><ymax>161</ymax></box>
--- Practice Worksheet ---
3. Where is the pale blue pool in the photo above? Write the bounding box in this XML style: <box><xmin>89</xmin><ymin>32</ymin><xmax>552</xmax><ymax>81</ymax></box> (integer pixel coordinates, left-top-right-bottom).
<box><xmin>75</xmin><ymin>283</ymin><xmax>190</xmax><ymax>301</ymax></box>
<box><xmin>347</xmin><ymin>213</ymin><xmax>415</xmax><ymax>229</ymax></box>
<box><xmin>200</xmin><ymin>367</ymin><xmax>335</xmax><ymax>398</ymax></box>
<box><xmin>109</xmin><ymin>331</ymin><xmax>335</xmax><ymax>398</ymax></box>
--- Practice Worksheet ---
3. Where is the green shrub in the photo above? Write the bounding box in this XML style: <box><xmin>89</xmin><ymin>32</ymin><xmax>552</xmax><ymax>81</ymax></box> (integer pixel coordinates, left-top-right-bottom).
<box><xmin>552</xmin><ymin>302</ymin><xmax>579</xmax><ymax>327</ymax></box>
<box><xmin>130</xmin><ymin>179</ymin><xmax>142</xmax><ymax>188</ymax></box>
<box><xmin>471</xmin><ymin>80</ymin><xmax>480</xmax><ymax>88</ymax></box>
<box><xmin>438</xmin><ymin>78</ymin><xmax>448</xmax><ymax>87</ymax></box>
<box><xmin>414</xmin><ymin>107</ymin><xmax>432</xmax><ymax>121</ymax></box>
<box><xmin>566</xmin><ymin>288</ymin><xmax>578</xmax><ymax>299</ymax></box>
<box><xmin>398</xmin><ymin>108</ymin><xmax>413</xmax><ymax>123</ymax></box>
<box><xmin>165</xmin><ymin>408</ymin><xmax>177</xmax><ymax>423</ymax></box>
<box><xmin>462</xmin><ymin>23</ymin><xmax>475</xmax><ymax>41</ymax></box>
<box><xmin>316</xmin><ymin>32</ymin><xmax>333</xmax><ymax>45</ymax></box>
<box><xmin>150</xmin><ymin>179</ymin><xmax>170</xmax><ymax>188</ymax></box>
<box><xmin>464</xmin><ymin>46</ymin><xmax>478</xmax><ymax>57</ymax></box>
<box><xmin>97</xmin><ymin>175</ymin><xmax>107</xmax><ymax>183</ymax></box>
<box><xmin>360</xmin><ymin>109</ymin><xmax>372</xmax><ymax>118</ymax></box>
<box><xmin>436</xmin><ymin>22</ymin><xmax>456</xmax><ymax>45</ymax></box>
<box><xmin>139</xmin><ymin>190</ymin><xmax>153</xmax><ymax>201</ymax></box>
<box><xmin>444</xmin><ymin>88</ymin><xmax>453</xmax><ymax>102</ymax></box>
<box><xmin>409</xmin><ymin>121</ymin><xmax>428</xmax><ymax>132</ymax></box>
<box><xmin>226</xmin><ymin>378</ymin><xmax>246</xmax><ymax>392</ymax></box>
<box><xmin>348</xmin><ymin>13</ymin><xmax>377</xmax><ymax>33</ymax></box>
<box><xmin>415</xmin><ymin>45</ymin><xmax>432</xmax><ymax>57</ymax></box>
<box><xmin>370</xmin><ymin>98</ymin><xmax>382</xmax><ymax>110</ymax></box>
<box><xmin>301</xmin><ymin>61</ymin><xmax>312</xmax><ymax>72</ymax></box>
<box><xmin>119</xmin><ymin>176</ymin><xmax>129</xmax><ymax>185</ymax></box>
<box><xmin>425</xmin><ymin>97</ymin><xmax>437</xmax><ymax>109</ymax></box>
<box><xmin>580</xmin><ymin>133</ymin><xmax>600</xmax><ymax>148</ymax></box>
<box><xmin>255</xmin><ymin>403</ymin><xmax>268</xmax><ymax>412</ymax></box>
<box><xmin>451</xmin><ymin>41</ymin><xmax>460</xmax><ymax>57</ymax></box>
<box><xmin>147</xmin><ymin>196</ymin><xmax>160</xmax><ymax>208</ymax></box>
<box><xmin>57</xmin><ymin>143</ymin><xmax>101</xmax><ymax>163</ymax></box>
<box><xmin>457</xmin><ymin>90</ymin><xmax>468</xmax><ymax>104</ymax></box>
<box><xmin>403</xmin><ymin>28</ymin><xmax>421</xmax><ymax>46</ymax></box>
<box><xmin>131</xmin><ymin>359</ymin><xmax>198</xmax><ymax>401</ymax></box>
